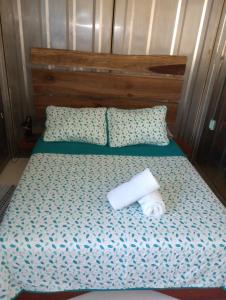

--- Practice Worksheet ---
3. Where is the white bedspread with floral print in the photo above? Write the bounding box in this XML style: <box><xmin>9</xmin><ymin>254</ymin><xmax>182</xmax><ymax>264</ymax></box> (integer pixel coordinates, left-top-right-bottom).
<box><xmin>0</xmin><ymin>153</ymin><xmax>226</xmax><ymax>299</ymax></box>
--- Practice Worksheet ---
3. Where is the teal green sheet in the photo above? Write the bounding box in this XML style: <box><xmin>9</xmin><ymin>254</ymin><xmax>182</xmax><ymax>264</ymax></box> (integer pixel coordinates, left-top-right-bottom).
<box><xmin>33</xmin><ymin>138</ymin><xmax>184</xmax><ymax>157</ymax></box>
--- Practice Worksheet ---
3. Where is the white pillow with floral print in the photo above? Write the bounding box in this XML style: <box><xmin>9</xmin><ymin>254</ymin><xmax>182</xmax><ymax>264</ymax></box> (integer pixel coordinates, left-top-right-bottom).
<box><xmin>107</xmin><ymin>106</ymin><xmax>169</xmax><ymax>147</ymax></box>
<box><xmin>44</xmin><ymin>106</ymin><xmax>107</xmax><ymax>145</ymax></box>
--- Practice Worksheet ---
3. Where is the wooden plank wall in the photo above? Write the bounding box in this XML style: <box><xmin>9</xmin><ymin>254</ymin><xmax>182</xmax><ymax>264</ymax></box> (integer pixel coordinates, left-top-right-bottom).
<box><xmin>31</xmin><ymin>48</ymin><xmax>186</xmax><ymax>75</ymax></box>
<box><xmin>31</xmin><ymin>48</ymin><xmax>187</xmax><ymax>131</ymax></box>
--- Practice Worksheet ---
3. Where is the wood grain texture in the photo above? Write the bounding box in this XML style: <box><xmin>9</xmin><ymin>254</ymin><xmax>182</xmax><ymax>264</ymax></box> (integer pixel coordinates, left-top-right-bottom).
<box><xmin>31</xmin><ymin>48</ymin><xmax>187</xmax><ymax>75</ymax></box>
<box><xmin>32</xmin><ymin>69</ymin><xmax>183</xmax><ymax>101</ymax></box>
<box><xmin>32</xmin><ymin>68</ymin><xmax>182</xmax><ymax>124</ymax></box>
<box><xmin>31</xmin><ymin>48</ymin><xmax>187</xmax><ymax>133</ymax></box>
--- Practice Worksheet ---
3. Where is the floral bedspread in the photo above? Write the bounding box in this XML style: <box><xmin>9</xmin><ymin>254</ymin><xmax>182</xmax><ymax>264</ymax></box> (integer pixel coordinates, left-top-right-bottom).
<box><xmin>0</xmin><ymin>153</ymin><xmax>226</xmax><ymax>299</ymax></box>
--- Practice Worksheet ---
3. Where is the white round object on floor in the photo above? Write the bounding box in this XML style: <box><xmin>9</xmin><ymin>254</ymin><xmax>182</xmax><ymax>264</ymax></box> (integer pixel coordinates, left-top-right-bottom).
<box><xmin>69</xmin><ymin>290</ymin><xmax>179</xmax><ymax>300</ymax></box>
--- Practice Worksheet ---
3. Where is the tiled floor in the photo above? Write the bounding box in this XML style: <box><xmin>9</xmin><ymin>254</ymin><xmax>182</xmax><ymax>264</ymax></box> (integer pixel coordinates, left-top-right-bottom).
<box><xmin>0</xmin><ymin>158</ymin><xmax>29</xmax><ymax>185</ymax></box>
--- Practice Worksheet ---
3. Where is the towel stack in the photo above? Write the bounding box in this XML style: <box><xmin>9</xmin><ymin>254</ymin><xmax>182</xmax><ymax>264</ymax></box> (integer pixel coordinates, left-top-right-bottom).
<box><xmin>107</xmin><ymin>169</ymin><xmax>165</xmax><ymax>217</ymax></box>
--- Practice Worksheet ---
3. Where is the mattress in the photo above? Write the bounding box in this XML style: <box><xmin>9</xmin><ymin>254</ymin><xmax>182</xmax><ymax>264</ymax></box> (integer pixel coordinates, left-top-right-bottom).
<box><xmin>0</xmin><ymin>139</ymin><xmax>225</xmax><ymax>299</ymax></box>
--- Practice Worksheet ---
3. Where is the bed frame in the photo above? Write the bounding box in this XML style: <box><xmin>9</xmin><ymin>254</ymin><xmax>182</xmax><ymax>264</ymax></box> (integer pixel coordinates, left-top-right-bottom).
<box><xmin>28</xmin><ymin>48</ymin><xmax>225</xmax><ymax>300</ymax></box>
<box><xmin>31</xmin><ymin>48</ymin><xmax>186</xmax><ymax>134</ymax></box>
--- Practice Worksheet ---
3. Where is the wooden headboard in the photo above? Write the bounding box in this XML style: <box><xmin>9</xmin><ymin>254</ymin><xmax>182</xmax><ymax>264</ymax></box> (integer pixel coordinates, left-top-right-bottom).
<box><xmin>31</xmin><ymin>48</ymin><xmax>187</xmax><ymax>131</ymax></box>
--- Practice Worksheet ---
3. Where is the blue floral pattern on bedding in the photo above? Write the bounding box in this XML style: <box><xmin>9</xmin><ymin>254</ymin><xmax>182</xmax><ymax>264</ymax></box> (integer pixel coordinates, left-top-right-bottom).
<box><xmin>44</xmin><ymin>106</ymin><xmax>107</xmax><ymax>145</ymax></box>
<box><xmin>107</xmin><ymin>106</ymin><xmax>169</xmax><ymax>147</ymax></box>
<box><xmin>0</xmin><ymin>154</ymin><xmax>226</xmax><ymax>299</ymax></box>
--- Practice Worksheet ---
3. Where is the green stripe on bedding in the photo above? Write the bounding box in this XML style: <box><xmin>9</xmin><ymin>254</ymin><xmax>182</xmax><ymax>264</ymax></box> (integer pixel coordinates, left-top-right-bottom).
<box><xmin>32</xmin><ymin>138</ymin><xmax>185</xmax><ymax>157</ymax></box>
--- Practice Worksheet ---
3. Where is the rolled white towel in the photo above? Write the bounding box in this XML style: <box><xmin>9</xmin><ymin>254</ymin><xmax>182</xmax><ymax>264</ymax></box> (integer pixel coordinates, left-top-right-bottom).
<box><xmin>107</xmin><ymin>168</ymin><xmax>160</xmax><ymax>210</ymax></box>
<box><xmin>138</xmin><ymin>190</ymin><xmax>166</xmax><ymax>217</ymax></box>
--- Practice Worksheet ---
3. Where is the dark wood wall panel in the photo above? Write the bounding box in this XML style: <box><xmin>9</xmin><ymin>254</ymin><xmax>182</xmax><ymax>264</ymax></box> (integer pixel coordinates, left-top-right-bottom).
<box><xmin>31</xmin><ymin>48</ymin><xmax>187</xmax><ymax>133</ymax></box>
<box><xmin>32</xmin><ymin>69</ymin><xmax>183</xmax><ymax>100</ymax></box>
<box><xmin>31</xmin><ymin>48</ymin><xmax>187</xmax><ymax>75</ymax></box>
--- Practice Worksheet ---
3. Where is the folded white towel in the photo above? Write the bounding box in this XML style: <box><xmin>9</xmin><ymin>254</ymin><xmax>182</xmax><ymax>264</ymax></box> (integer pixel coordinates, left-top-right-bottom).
<box><xmin>107</xmin><ymin>168</ymin><xmax>160</xmax><ymax>210</ymax></box>
<box><xmin>138</xmin><ymin>190</ymin><xmax>166</xmax><ymax>217</ymax></box>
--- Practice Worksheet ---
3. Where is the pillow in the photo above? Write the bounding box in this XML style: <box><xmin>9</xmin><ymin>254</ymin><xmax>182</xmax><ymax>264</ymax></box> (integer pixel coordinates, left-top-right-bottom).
<box><xmin>44</xmin><ymin>106</ymin><xmax>107</xmax><ymax>145</ymax></box>
<box><xmin>107</xmin><ymin>106</ymin><xmax>169</xmax><ymax>147</ymax></box>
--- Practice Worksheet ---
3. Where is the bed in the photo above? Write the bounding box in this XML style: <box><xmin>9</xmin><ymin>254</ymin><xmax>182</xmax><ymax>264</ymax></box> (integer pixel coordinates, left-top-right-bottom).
<box><xmin>0</xmin><ymin>49</ymin><xmax>225</xmax><ymax>300</ymax></box>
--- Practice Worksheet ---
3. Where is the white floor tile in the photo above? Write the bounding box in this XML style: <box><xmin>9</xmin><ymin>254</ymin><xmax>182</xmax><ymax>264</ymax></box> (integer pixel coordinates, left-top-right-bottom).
<box><xmin>0</xmin><ymin>158</ymin><xmax>29</xmax><ymax>185</ymax></box>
